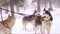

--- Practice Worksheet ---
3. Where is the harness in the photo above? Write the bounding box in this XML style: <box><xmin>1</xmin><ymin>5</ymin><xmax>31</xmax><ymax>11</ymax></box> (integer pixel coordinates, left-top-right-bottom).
<box><xmin>0</xmin><ymin>21</ymin><xmax>11</xmax><ymax>29</ymax></box>
<box><xmin>0</xmin><ymin>8</ymin><xmax>11</xmax><ymax>29</ymax></box>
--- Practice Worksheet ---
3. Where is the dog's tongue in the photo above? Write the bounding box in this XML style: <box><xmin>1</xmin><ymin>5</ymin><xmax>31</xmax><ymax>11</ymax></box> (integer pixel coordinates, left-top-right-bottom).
<box><xmin>43</xmin><ymin>16</ymin><xmax>46</xmax><ymax>18</ymax></box>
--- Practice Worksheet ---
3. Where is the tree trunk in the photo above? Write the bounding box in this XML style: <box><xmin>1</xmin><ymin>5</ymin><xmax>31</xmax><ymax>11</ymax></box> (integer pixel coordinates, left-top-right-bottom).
<box><xmin>16</xmin><ymin>6</ymin><xmax>19</xmax><ymax>12</ymax></box>
<box><xmin>37</xmin><ymin>0</ymin><xmax>40</xmax><ymax>12</ymax></box>
<box><xmin>10</xmin><ymin>5</ymin><xmax>14</xmax><ymax>16</ymax></box>
<box><xmin>48</xmin><ymin>0</ymin><xmax>53</xmax><ymax>11</ymax></box>
<box><xmin>49</xmin><ymin>0</ymin><xmax>51</xmax><ymax>8</ymax></box>
<box><xmin>0</xmin><ymin>9</ymin><xmax>2</xmax><ymax>14</ymax></box>
<box><xmin>0</xmin><ymin>6</ymin><xmax>2</xmax><ymax>14</ymax></box>
<box><xmin>58</xmin><ymin>0</ymin><xmax>60</xmax><ymax>8</ymax></box>
<box><xmin>4</xmin><ymin>6</ymin><xmax>8</xmax><ymax>14</ymax></box>
<box><xmin>45</xmin><ymin>0</ymin><xmax>47</xmax><ymax>9</ymax></box>
<box><xmin>0</xmin><ymin>8</ymin><xmax>3</xmax><ymax>21</ymax></box>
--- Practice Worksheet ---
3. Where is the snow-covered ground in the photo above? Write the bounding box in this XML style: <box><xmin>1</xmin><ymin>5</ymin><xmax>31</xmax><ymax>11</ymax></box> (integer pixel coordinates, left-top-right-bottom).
<box><xmin>0</xmin><ymin>7</ymin><xmax>60</xmax><ymax>34</ymax></box>
<box><xmin>12</xmin><ymin>8</ymin><xmax>60</xmax><ymax>34</ymax></box>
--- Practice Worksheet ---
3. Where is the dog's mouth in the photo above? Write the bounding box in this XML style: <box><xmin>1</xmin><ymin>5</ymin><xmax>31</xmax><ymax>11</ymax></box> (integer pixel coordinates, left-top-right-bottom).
<box><xmin>43</xmin><ymin>16</ymin><xmax>46</xmax><ymax>18</ymax></box>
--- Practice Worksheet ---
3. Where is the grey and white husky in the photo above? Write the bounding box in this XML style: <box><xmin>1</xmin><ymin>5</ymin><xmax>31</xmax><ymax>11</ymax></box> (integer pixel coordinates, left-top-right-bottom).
<box><xmin>41</xmin><ymin>8</ymin><xmax>53</xmax><ymax>34</ymax></box>
<box><xmin>22</xmin><ymin>8</ymin><xmax>53</xmax><ymax>34</ymax></box>
<box><xmin>22</xmin><ymin>10</ymin><xmax>42</xmax><ymax>34</ymax></box>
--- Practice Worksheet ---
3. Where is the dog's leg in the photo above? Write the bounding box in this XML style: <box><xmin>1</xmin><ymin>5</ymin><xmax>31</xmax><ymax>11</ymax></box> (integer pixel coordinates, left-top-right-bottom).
<box><xmin>47</xmin><ymin>26</ymin><xmax>51</xmax><ymax>34</ymax></box>
<box><xmin>5</xmin><ymin>32</ymin><xmax>12</xmax><ymax>34</ymax></box>
<box><xmin>41</xmin><ymin>25</ymin><xmax>45</xmax><ymax>34</ymax></box>
<box><xmin>33</xmin><ymin>27</ymin><xmax>37</xmax><ymax>34</ymax></box>
<box><xmin>47</xmin><ymin>28</ymin><xmax>50</xmax><ymax>34</ymax></box>
<box><xmin>23</xmin><ymin>22</ymin><xmax>27</xmax><ymax>30</ymax></box>
<box><xmin>41</xmin><ymin>26</ymin><xmax>43</xmax><ymax>34</ymax></box>
<box><xmin>42</xmin><ymin>21</ymin><xmax>45</xmax><ymax>34</ymax></box>
<box><xmin>4</xmin><ymin>29</ymin><xmax>12</xmax><ymax>34</ymax></box>
<box><xmin>23</xmin><ymin>24</ymin><xmax>26</xmax><ymax>30</ymax></box>
<box><xmin>42</xmin><ymin>28</ymin><xmax>45</xmax><ymax>34</ymax></box>
<box><xmin>4</xmin><ymin>30</ymin><xmax>8</xmax><ymax>34</ymax></box>
<box><xmin>47</xmin><ymin>22</ymin><xmax>51</xmax><ymax>34</ymax></box>
<box><xmin>47</xmin><ymin>25</ymin><xmax>51</xmax><ymax>34</ymax></box>
<box><xmin>33</xmin><ymin>25</ymin><xmax>37</xmax><ymax>34</ymax></box>
<box><xmin>41</xmin><ymin>28</ymin><xmax>43</xmax><ymax>34</ymax></box>
<box><xmin>9</xmin><ymin>30</ymin><xmax>12</xmax><ymax>34</ymax></box>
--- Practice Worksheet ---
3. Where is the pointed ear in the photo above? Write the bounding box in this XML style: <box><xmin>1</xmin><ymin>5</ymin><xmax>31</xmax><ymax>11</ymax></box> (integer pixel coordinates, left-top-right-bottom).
<box><xmin>43</xmin><ymin>8</ymin><xmax>46</xmax><ymax>11</ymax></box>
<box><xmin>8</xmin><ymin>15</ymin><xmax>10</xmax><ymax>17</ymax></box>
<box><xmin>34</xmin><ymin>9</ymin><xmax>37</xmax><ymax>13</ymax></box>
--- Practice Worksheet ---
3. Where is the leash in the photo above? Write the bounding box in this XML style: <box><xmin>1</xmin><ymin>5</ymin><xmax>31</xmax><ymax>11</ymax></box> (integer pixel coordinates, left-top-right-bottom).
<box><xmin>0</xmin><ymin>7</ymin><xmax>29</xmax><ymax>16</ymax></box>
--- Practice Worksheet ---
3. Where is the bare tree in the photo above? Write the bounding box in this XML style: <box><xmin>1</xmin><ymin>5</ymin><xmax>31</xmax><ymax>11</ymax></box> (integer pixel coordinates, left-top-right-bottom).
<box><xmin>57</xmin><ymin>0</ymin><xmax>60</xmax><ymax>8</ymax></box>
<box><xmin>0</xmin><ymin>0</ymin><xmax>26</xmax><ymax>16</ymax></box>
<box><xmin>16</xmin><ymin>5</ymin><xmax>20</xmax><ymax>12</ymax></box>
<box><xmin>0</xmin><ymin>0</ymin><xmax>8</xmax><ymax>21</ymax></box>
<box><xmin>32</xmin><ymin>0</ymin><xmax>41</xmax><ymax>16</ymax></box>
<box><xmin>48</xmin><ymin>0</ymin><xmax>53</xmax><ymax>11</ymax></box>
<box><xmin>8</xmin><ymin>0</ymin><xmax>26</xmax><ymax>16</ymax></box>
<box><xmin>0</xmin><ymin>0</ymin><xmax>7</xmax><ymax>14</ymax></box>
<box><xmin>37</xmin><ymin>0</ymin><xmax>41</xmax><ymax>12</ymax></box>
<box><xmin>33</xmin><ymin>0</ymin><xmax>41</xmax><ymax>12</ymax></box>
<box><xmin>4</xmin><ymin>6</ymin><xmax>9</xmax><ymax>14</ymax></box>
<box><xmin>0</xmin><ymin>9</ymin><xmax>2</xmax><ymax>14</ymax></box>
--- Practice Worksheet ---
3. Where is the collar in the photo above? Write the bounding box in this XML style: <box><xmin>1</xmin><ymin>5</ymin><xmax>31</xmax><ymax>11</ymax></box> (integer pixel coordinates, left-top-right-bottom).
<box><xmin>1</xmin><ymin>22</ymin><xmax>11</xmax><ymax>29</ymax></box>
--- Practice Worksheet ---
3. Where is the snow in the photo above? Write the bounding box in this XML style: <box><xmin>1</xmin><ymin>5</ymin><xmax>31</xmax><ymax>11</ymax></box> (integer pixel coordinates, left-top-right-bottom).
<box><xmin>12</xmin><ymin>7</ymin><xmax>60</xmax><ymax>34</ymax></box>
<box><xmin>0</xmin><ymin>7</ymin><xmax>60</xmax><ymax>34</ymax></box>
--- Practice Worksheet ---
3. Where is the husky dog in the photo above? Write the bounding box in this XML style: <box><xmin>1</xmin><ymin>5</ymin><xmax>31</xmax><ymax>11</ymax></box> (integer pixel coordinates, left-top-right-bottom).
<box><xmin>0</xmin><ymin>15</ymin><xmax>16</xmax><ymax>34</ymax></box>
<box><xmin>41</xmin><ymin>8</ymin><xmax>53</xmax><ymax>34</ymax></box>
<box><xmin>22</xmin><ymin>10</ymin><xmax>39</xmax><ymax>30</ymax></box>
<box><xmin>22</xmin><ymin>9</ymin><xmax>43</xmax><ymax>34</ymax></box>
<box><xmin>33</xmin><ymin>14</ymin><xmax>43</xmax><ymax>34</ymax></box>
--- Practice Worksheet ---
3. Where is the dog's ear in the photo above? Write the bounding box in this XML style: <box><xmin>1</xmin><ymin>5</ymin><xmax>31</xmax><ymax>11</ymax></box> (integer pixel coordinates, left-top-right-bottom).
<box><xmin>43</xmin><ymin>8</ymin><xmax>46</xmax><ymax>11</ymax></box>
<box><xmin>8</xmin><ymin>15</ymin><xmax>10</xmax><ymax>17</ymax></box>
<box><xmin>34</xmin><ymin>9</ymin><xmax>37</xmax><ymax>13</ymax></box>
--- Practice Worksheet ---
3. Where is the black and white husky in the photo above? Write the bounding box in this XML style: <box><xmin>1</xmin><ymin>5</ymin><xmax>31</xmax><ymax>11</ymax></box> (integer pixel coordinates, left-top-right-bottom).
<box><xmin>22</xmin><ymin>9</ymin><xmax>53</xmax><ymax>34</ymax></box>
<box><xmin>41</xmin><ymin>8</ymin><xmax>53</xmax><ymax>34</ymax></box>
<box><xmin>33</xmin><ymin>8</ymin><xmax>53</xmax><ymax>34</ymax></box>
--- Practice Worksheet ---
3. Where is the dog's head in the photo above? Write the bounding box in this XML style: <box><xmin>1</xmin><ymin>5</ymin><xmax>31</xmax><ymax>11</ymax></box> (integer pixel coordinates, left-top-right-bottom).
<box><xmin>33</xmin><ymin>9</ymin><xmax>40</xmax><ymax>16</ymax></box>
<box><xmin>42</xmin><ymin>8</ymin><xmax>53</xmax><ymax>21</ymax></box>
